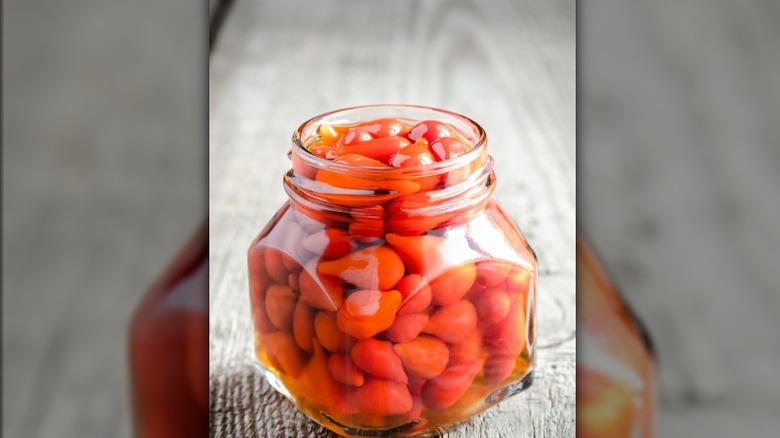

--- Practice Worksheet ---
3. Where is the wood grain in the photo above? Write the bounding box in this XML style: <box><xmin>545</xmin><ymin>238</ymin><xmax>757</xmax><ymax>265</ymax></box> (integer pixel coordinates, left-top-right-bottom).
<box><xmin>209</xmin><ymin>0</ymin><xmax>575</xmax><ymax>437</ymax></box>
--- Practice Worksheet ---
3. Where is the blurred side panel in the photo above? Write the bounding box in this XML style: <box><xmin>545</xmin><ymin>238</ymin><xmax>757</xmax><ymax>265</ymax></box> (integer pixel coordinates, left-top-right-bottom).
<box><xmin>2</xmin><ymin>0</ymin><xmax>205</xmax><ymax>436</ymax></box>
<box><xmin>580</xmin><ymin>0</ymin><xmax>780</xmax><ymax>436</ymax></box>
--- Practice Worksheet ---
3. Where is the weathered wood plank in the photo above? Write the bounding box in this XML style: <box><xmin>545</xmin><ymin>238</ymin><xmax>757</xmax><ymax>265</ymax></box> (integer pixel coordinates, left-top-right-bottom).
<box><xmin>209</xmin><ymin>0</ymin><xmax>575</xmax><ymax>436</ymax></box>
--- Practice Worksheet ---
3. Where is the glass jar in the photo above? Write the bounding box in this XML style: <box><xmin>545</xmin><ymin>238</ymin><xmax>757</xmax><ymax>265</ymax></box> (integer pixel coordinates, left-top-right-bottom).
<box><xmin>129</xmin><ymin>221</ymin><xmax>209</xmax><ymax>438</ymax></box>
<box><xmin>577</xmin><ymin>238</ymin><xmax>656</xmax><ymax>437</ymax></box>
<box><xmin>247</xmin><ymin>105</ymin><xmax>537</xmax><ymax>436</ymax></box>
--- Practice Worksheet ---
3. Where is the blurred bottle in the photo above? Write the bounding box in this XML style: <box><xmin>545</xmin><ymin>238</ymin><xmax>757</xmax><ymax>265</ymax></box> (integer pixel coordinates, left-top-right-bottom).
<box><xmin>577</xmin><ymin>238</ymin><xmax>656</xmax><ymax>437</ymax></box>
<box><xmin>128</xmin><ymin>221</ymin><xmax>208</xmax><ymax>437</ymax></box>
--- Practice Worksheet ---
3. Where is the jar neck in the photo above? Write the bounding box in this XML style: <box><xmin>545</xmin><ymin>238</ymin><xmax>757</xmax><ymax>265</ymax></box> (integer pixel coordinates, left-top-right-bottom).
<box><xmin>284</xmin><ymin>146</ymin><xmax>496</xmax><ymax>229</ymax></box>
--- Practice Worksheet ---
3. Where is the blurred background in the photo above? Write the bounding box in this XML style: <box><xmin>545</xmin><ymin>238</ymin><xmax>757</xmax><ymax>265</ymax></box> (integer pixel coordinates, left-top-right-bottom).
<box><xmin>581</xmin><ymin>0</ymin><xmax>780</xmax><ymax>436</ymax></box>
<box><xmin>2</xmin><ymin>1</ymin><xmax>204</xmax><ymax>437</ymax></box>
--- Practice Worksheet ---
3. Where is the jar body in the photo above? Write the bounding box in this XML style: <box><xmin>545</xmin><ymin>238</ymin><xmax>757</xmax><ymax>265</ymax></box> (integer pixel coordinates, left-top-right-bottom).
<box><xmin>248</xmin><ymin>105</ymin><xmax>537</xmax><ymax>436</ymax></box>
<box><xmin>577</xmin><ymin>239</ymin><xmax>656</xmax><ymax>437</ymax></box>
<box><xmin>248</xmin><ymin>199</ymin><xmax>535</xmax><ymax>435</ymax></box>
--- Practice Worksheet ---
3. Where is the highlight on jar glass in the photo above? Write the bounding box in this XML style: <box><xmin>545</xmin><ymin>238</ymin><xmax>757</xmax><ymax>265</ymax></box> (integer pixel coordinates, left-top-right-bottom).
<box><xmin>247</xmin><ymin>105</ymin><xmax>537</xmax><ymax>436</ymax></box>
<box><xmin>577</xmin><ymin>238</ymin><xmax>657</xmax><ymax>438</ymax></box>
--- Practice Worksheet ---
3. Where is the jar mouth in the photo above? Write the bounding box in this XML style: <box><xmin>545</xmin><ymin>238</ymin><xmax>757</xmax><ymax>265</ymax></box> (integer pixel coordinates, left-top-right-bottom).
<box><xmin>291</xmin><ymin>104</ymin><xmax>488</xmax><ymax>179</ymax></box>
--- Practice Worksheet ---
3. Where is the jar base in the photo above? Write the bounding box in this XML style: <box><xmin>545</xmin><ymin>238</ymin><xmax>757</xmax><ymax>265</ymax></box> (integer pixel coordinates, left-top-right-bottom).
<box><xmin>322</xmin><ymin>414</ymin><xmax>420</xmax><ymax>437</ymax></box>
<box><xmin>252</xmin><ymin>357</ymin><xmax>535</xmax><ymax>437</ymax></box>
<box><xmin>322</xmin><ymin>370</ymin><xmax>535</xmax><ymax>437</ymax></box>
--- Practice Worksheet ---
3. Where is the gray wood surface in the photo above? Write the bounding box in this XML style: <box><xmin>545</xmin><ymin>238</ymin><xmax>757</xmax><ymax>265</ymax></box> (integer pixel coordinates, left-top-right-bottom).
<box><xmin>581</xmin><ymin>0</ymin><xmax>780</xmax><ymax>436</ymax></box>
<box><xmin>209</xmin><ymin>0</ymin><xmax>575</xmax><ymax>437</ymax></box>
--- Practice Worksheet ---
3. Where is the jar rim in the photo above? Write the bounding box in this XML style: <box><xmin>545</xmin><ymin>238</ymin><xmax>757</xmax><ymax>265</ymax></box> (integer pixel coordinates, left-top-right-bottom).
<box><xmin>290</xmin><ymin>104</ymin><xmax>488</xmax><ymax>178</ymax></box>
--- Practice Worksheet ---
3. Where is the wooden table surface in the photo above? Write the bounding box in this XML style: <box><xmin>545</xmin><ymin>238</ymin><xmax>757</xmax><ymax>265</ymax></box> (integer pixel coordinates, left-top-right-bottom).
<box><xmin>209</xmin><ymin>0</ymin><xmax>575</xmax><ymax>437</ymax></box>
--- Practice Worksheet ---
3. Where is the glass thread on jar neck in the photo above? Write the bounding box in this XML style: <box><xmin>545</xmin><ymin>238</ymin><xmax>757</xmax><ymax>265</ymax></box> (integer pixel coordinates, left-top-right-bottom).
<box><xmin>283</xmin><ymin>104</ymin><xmax>496</xmax><ymax>218</ymax></box>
